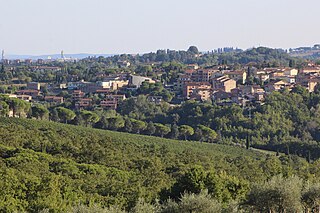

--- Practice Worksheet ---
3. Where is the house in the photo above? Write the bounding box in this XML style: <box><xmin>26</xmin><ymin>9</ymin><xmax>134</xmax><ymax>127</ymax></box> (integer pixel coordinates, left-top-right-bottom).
<box><xmin>177</xmin><ymin>74</ymin><xmax>192</xmax><ymax>90</ymax></box>
<box><xmin>100</xmin><ymin>100</ymin><xmax>117</xmax><ymax>110</ymax></box>
<box><xmin>186</xmin><ymin>64</ymin><xmax>199</xmax><ymax>70</ymax></box>
<box><xmin>8</xmin><ymin>94</ymin><xmax>32</xmax><ymax>102</ymax></box>
<box><xmin>95</xmin><ymin>89</ymin><xmax>111</xmax><ymax>95</ymax></box>
<box><xmin>300</xmin><ymin>66</ymin><xmax>320</xmax><ymax>74</ymax></box>
<box><xmin>183</xmin><ymin>82</ymin><xmax>212</xmax><ymax>100</ymax></box>
<box><xmin>147</xmin><ymin>96</ymin><xmax>163</xmax><ymax>105</ymax></box>
<box><xmin>284</xmin><ymin>76</ymin><xmax>296</xmax><ymax>84</ymax></box>
<box><xmin>296</xmin><ymin>74</ymin><xmax>320</xmax><ymax>92</ymax></box>
<box><xmin>67</xmin><ymin>81</ymin><xmax>86</xmax><ymax>90</ymax></box>
<box><xmin>212</xmin><ymin>76</ymin><xmax>236</xmax><ymax>92</ymax></box>
<box><xmin>224</xmin><ymin>70</ymin><xmax>247</xmax><ymax>84</ymax></box>
<box><xmin>194</xmin><ymin>69</ymin><xmax>218</xmax><ymax>82</ymax></box>
<box><xmin>16</xmin><ymin>90</ymin><xmax>40</xmax><ymax>98</ymax></box>
<box><xmin>212</xmin><ymin>90</ymin><xmax>231</xmax><ymax>102</ymax></box>
<box><xmin>105</xmin><ymin>94</ymin><xmax>126</xmax><ymax>102</ymax></box>
<box><xmin>283</xmin><ymin>68</ymin><xmax>298</xmax><ymax>76</ymax></box>
<box><xmin>117</xmin><ymin>60</ymin><xmax>131</xmax><ymax>68</ymax></box>
<box><xmin>31</xmin><ymin>66</ymin><xmax>62</xmax><ymax>72</ymax></box>
<box><xmin>129</xmin><ymin>75</ymin><xmax>155</xmax><ymax>88</ymax></box>
<box><xmin>254</xmin><ymin>93</ymin><xmax>265</xmax><ymax>102</ymax></box>
<box><xmin>189</xmin><ymin>88</ymin><xmax>212</xmax><ymax>101</ymax></box>
<box><xmin>98</xmin><ymin>77</ymin><xmax>129</xmax><ymax>90</ymax></box>
<box><xmin>44</xmin><ymin>96</ymin><xmax>64</xmax><ymax>104</ymax></box>
<box><xmin>241</xmin><ymin>85</ymin><xmax>265</xmax><ymax>95</ymax></box>
<box><xmin>100</xmin><ymin>94</ymin><xmax>126</xmax><ymax>110</ymax></box>
<box><xmin>253</xmin><ymin>68</ymin><xmax>278</xmax><ymax>82</ymax></box>
<box><xmin>27</xmin><ymin>82</ymin><xmax>40</xmax><ymax>91</ymax></box>
<box><xmin>75</xmin><ymin>98</ymin><xmax>92</xmax><ymax>109</ymax></box>
<box><xmin>264</xmin><ymin>80</ymin><xmax>292</xmax><ymax>92</ymax></box>
<box><xmin>72</xmin><ymin>90</ymin><xmax>85</xmax><ymax>100</ymax></box>
<box><xmin>24</xmin><ymin>59</ymin><xmax>32</xmax><ymax>65</ymax></box>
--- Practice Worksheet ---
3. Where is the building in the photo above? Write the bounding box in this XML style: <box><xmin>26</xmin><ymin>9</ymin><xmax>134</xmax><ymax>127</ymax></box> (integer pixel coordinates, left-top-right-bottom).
<box><xmin>75</xmin><ymin>98</ymin><xmax>92</xmax><ymax>109</ymax></box>
<box><xmin>31</xmin><ymin>66</ymin><xmax>62</xmax><ymax>72</ymax></box>
<box><xmin>183</xmin><ymin>82</ymin><xmax>211</xmax><ymax>100</ymax></box>
<box><xmin>129</xmin><ymin>75</ymin><xmax>155</xmax><ymax>88</ymax></box>
<box><xmin>177</xmin><ymin>74</ymin><xmax>192</xmax><ymax>90</ymax></box>
<box><xmin>117</xmin><ymin>60</ymin><xmax>131</xmax><ymax>68</ymax></box>
<box><xmin>27</xmin><ymin>82</ymin><xmax>40</xmax><ymax>91</ymax></box>
<box><xmin>296</xmin><ymin>74</ymin><xmax>320</xmax><ymax>92</ymax></box>
<box><xmin>241</xmin><ymin>85</ymin><xmax>265</xmax><ymax>95</ymax></box>
<box><xmin>212</xmin><ymin>76</ymin><xmax>237</xmax><ymax>92</ymax></box>
<box><xmin>186</xmin><ymin>64</ymin><xmax>199</xmax><ymax>70</ymax></box>
<box><xmin>300</xmin><ymin>66</ymin><xmax>320</xmax><ymax>74</ymax></box>
<box><xmin>16</xmin><ymin>90</ymin><xmax>40</xmax><ymax>98</ymax></box>
<box><xmin>189</xmin><ymin>88</ymin><xmax>212</xmax><ymax>101</ymax></box>
<box><xmin>100</xmin><ymin>100</ymin><xmax>117</xmax><ymax>110</ymax></box>
<box><xmin>100</xmin><ymin>94</ymin><xmax>126</xmax><ymax>110</ymax></box>
<box><xmin>105</xmin><ymin>94</ymin><xmax>126</xmax><ymax>103</ymax></box>
<box><xmin>147</xmin><ymin>96</ymin><xmax>163</xmax><ymax>105</ymax></box>
<box><xmin>264</xmin><ymin>80</ymin><xmax>292</xmax><ymax>93</ymax></box>
<box><xmin>8</xmin><ymin>94</ymin><xmax>32</xmax><ymax>102</ymax></box>
<box><xmin>194</xmin><ymin>69</ymin><xmax>218</xmax><ymax>82</ymax></box>
<box><xmin>212</xmin><ymin>90</ymin><xmax>232</xmax><ymax>102</ymax></box>
<box><xmin>44</xmin><ymin>96</ymin><xmax>64</xmax><ymax>104</ymax></box>
<box><xmin>283</xmin><ymin>68</ymin><xmax>298</xmax><ymax>76</ymax></box>
<box><xmin>72</xmin><ymin>90</ymin><xmax>85</xmax><ymax>100</ymax></box>
<box><xmin>98</xmin><ymin>77</ymin><xmax>129</xmax><ymax>90</ymax></box>
<box><xmin>24</xmin><ymin>59</ymin><xmax>32</xmax><ymax>65</ymax></box>
<box><xmin>224</xmin><ymin>70</ymin><xmax>247</xmax><ymax>84</ymax></box>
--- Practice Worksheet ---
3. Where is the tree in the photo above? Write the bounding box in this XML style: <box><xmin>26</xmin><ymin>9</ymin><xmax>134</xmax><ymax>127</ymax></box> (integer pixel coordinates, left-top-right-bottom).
<box><xmin>187</xmin><ymin>46</ymin><xmax>199</xmax><ymax>55</ymax></box>
<box><xmin>245</xmin><ymin>175</ymin><xmax>302</xmax><ymax>212</ymax></box>
<box><xmin>146</xmin><ymin>121</ymin><xmax>156</xmax><ymax>136</ymax></box>
<box><xmin>80</xmin><ymin>110</ymin><xmax>99</xmax><ymax>127</ymax></box>
<box><xmin>49</xmin><ymin>108</ymin><xmax>59</xmax><ymax>122</ymax></box>
<box><xmin>162</xmin><ymin>190</ymin><xmax>222</xmax><ymax>213</ymax></box>
<box><xmin>171</xmin><ymin>165</ymin><xmax>207</xmax><ymax>197</ymax></box>
<box><xmin>9</xmin><ymin>98</ymin><xmax>30</xmax><ymax>117</ymax></box>
<box><xmin>154</xmin><ymin>123</ymin><xmax>170</xmax><ymax>138</ymax></box>
<box><xmin>0</xmin><ymin>101</ymin><xmax>9</xmax><ymax>117</ymax></box>
<box><xmin>131</xmin><ymin>119</ymin><xmax>147</xmax><ymax>134</ymax></box>
<box><xmin>179</xmin><ymin>125</ymin><xmax>194</xmax><ymax>140</ymax></box>
<box><xmin>131</xmin><ymin>198</ymin><xmax>159</xmax><ymax>213</ymax></box>
<box><xmin>124</xmin><ymin>117</ymin><xmax>133</xmax><ymax>133</ymax></box>
<box><xmin>195</xmin><ymin>125</ymin><xmax>217</xmax><ymax>142</ymax></box>
<box><xmin>289</xmin><ymin>59</ymin><xmax>296</xmax><ymax>68</ymax></box>
<box><xmin>170</xmin><ymin>124</ymin><xmax>179</xmax><ymax>139</ymax></box>
<box><xmin>107</xmin><ymin>117</ymin><xmax>125</xmax><ymax>130</ymax></box>
<box><xmin>31</xmin><ymin>105</ymin><xmax>49</xmax><ymax>120</ymax></box>
<box><xmin>302</xmin><ymin>183</ymin><xmax>320</xmax><ymax>212</ymax></box>
<box><xmin>55</xmin><ymin>107</ymin><xmax>76</xmax><ymax>124</ymax></box>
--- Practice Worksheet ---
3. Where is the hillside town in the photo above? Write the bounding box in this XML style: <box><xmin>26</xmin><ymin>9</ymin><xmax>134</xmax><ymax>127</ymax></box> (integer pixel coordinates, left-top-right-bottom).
<box><xmin>1</xmin><ymin>54</ymin><xmax>320</xmax><ymax>116</ymax></box>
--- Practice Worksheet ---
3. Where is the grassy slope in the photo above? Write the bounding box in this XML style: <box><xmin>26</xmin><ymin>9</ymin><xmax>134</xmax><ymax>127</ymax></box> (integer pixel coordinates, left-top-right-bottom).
<box><xmin>0</xmin><ymin>117</ymin><xmax>279</xmax><ymax>181</ymax></box>
<box><xmin>0</xmin><ymin>117</ymin><xmax>266</xmax><ymax>161</ymax></box>
<box><xmin>0</xmin><ymin>117</ymin><xmax>313</xmax><ymax>211</ymax></box>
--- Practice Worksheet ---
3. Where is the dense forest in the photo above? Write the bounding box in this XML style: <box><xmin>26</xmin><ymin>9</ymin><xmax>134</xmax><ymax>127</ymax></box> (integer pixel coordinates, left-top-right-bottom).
<box><xmin>1</xmin><ymin>117</ymin><xmax>320</xmax><ymax>212</ymax></box>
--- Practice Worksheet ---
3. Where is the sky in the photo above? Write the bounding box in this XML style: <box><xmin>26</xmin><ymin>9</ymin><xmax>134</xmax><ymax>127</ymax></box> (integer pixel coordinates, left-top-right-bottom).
<box><xmin>0</xmin><ymin>0</ymin><xmax>319</xmax><ymax>55</ymax></box>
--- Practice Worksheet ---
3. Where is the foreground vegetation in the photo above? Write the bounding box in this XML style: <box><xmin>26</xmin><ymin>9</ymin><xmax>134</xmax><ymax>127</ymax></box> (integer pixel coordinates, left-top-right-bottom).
<box><xmin>1</xmin><ymin>117</ymin><xmax>320</xmax><ymax>212</ymax></box>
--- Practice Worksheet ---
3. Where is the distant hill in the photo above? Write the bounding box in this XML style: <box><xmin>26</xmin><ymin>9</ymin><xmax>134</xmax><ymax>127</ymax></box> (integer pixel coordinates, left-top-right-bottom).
<box><xmin>5</xmin><ymin>53</ymin><xmax>114</xmax><ymax>60</ymax></box>
<box><xmin>289</xmin><ymin>44</ymin><xmax>320</xmax><ymax>59</ymax></box>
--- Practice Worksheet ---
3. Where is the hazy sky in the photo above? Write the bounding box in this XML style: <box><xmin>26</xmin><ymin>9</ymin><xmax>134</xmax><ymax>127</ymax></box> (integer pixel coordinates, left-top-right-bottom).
<box><xmin>0</xmin><ymin>0</ymin><xmax>319</xmax><ymax>55</ymax></box>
